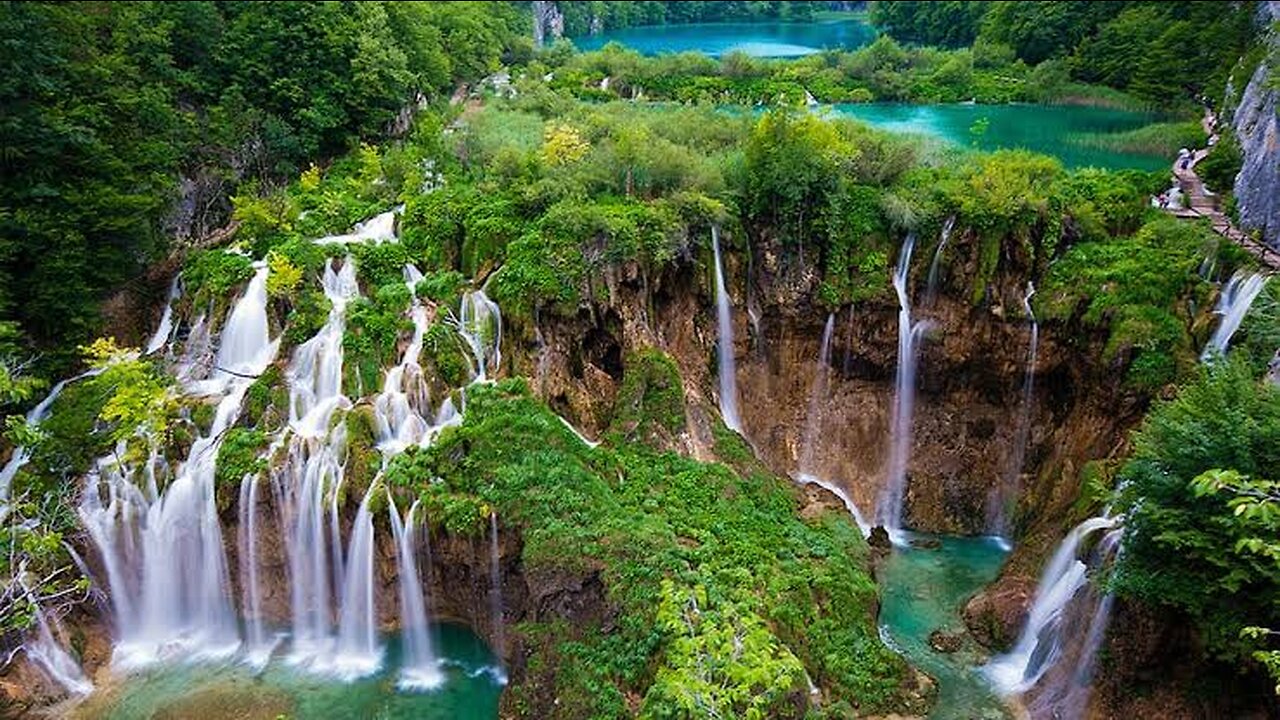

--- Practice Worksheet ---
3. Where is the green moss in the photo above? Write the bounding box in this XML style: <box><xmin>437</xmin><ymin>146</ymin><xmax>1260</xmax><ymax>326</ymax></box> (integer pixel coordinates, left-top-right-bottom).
<box><xmin>383</xmin><ymin>380</ymin><xmax>908</xmax><ymax>718</ymax></box>
<box><xmin>244</xmin><ymin>365</ymin><xmax>288</xmax><ymax>431</ymax></box>
<box><xmin>343</xmin><ymin>405</ymin><xmax>382</xmax><ymax>500</ymax></box>
<box><xmin>183</xmin><ymin>250</ymin><xmax>255</xmax><ymax>311</ymax></box>
<box><xmin>414</xmin><ymin>270</ymin><xmax>466</xmax><ymax>304</ymax></box>
<box><xmin>421</xmin><ymin>322</ymin><xmax>471</xmax><ymax>389</ymax></box>
<box><xmin>283</xmin><ymin>288</ymin><xmax>332</xmax><ymax>349</ymax></box>
<box><xmin>342</xmin><ymin>285</ymin><xmax>411</xmax><ymax>396</ymax></box>
<box><xmin>606</xmin><ymin>349</ymin><xmax>686</xmax><ymax>447</ymax></box>
<box><xmin>214</xmin><ymin>428</ymin><xmax>268</xmax><ymax>511</ymax></box>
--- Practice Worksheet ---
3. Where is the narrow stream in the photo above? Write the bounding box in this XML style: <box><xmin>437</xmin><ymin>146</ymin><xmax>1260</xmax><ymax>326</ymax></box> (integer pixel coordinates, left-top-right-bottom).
<box><xmin>878</xmin><ymin>532</ymin><xmax>1012</xmax><ymax>720</ymax></box>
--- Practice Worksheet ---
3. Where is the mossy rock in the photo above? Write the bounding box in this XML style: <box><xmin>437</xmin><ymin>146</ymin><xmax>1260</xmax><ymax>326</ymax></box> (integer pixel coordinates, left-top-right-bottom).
<box><xmin>243</xmin><ymin>364</ymin><xmax>288</xmax><ymax>432</ymax></box>
<box><xmin>605</xmin><ymin>348</ymin><xmax>686</xmax><ymax>448</ymax></box>
<box><xmin>214</xmin><ymin>428</ymin><xmax>268</xmax><ymax>513</ymax></box>
<box><xmin>343</xmin><ymin>404</ymin><xmax>382</xmax><ymax>501</ymax></box>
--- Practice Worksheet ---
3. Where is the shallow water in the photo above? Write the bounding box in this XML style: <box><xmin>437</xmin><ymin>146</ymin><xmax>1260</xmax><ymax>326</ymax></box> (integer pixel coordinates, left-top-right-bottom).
<box><xmin>878</xmin><ymin>532</ymin><xmax>1012</xmax><ymax>720</ymax></box>
<box><xmin>77</xmin><ymin>624</ymin><xmax>502</xmax><ymax>720</ymax></box>
<box><xmin>828</xmin><ymin>103</ymin><xmax>1167</xmax><ymax>170</ymax></box>
<box><xmin>570</xmin><ymin>18</ymin><xmax>875</xmax><ymax>57</ymax></box>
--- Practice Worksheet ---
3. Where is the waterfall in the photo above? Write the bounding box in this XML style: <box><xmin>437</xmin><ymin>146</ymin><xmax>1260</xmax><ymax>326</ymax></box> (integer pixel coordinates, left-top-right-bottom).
<box><xmin>388</xmin><ymin>495</ymin><xmax>443</xmax><ymax>691</ymax></box>
<box><xmin>798</xmin><ymin>313</ymin><xmax>835</xmax><ymax>475</ymax></box>
<box><xmin>988</xmin><ymin>282</ymin><xmax>1039</xmax><ymax>543</ymax></box>
<box><xmin>488</xmin><ymin>512</ymin><xmax>507</xmax><ymax>678</ymax></box>
<box><xmin>332</xmin><ymin>484</ymin><xmax>382</xmax><ymax>678</ymax></box>
<box><xmin>877</xmin><ymin>233</ymin><xmax>927</xmax><ymax>540</ymax></box>
<box><xmin>797</xmin><ymin>475</ymin><xmax>870</xmax><ymax>536</ymax></box>
<box><xmin>80</xmin><ymin>264</ymin><xmax>277</xmax><ymax>669</ymax></box>
<box><xmin>24</xmin><ymin>598</ymin><xmax>93</xmax><ymax>696</ymax></box>
<box><xmin>1025</xmin><ymin>527</ymin><xmax>1125</xmax><ymax>720</ymax></box>
<box><xmin>145</xmin><ymin>276</ymin><xmax>181</xmax><ymax>355</ymax></box>
<box><xmin>452</xmin><ymin>290</ymin><xmax>502</xmax><ymax>382</ymax></box>
<box><xmin>984</xmin><ymin>516</ymin><xmax>1118</xmax><ymax>695</ymax></box>
<box><xmin>924</xmin><ymin>215</ymin><xmax>956</xmax><ymax>306</ymax></box>
<box><xmin>1201</xmin><ymin>271</ymin><xmax>1269</xmax><ymax>360</ymax></box>
<box><xmin>1</xmin><ymin>368</ymin><xmax>102</xmax><ymax>503</ymax></box>
<box><xmin>711</xmin><ymin>226</ymin><xmax>742</xmax><ymax>432</ymax></box>
<box><xmin>373</xmin><ymin>264</ymin><xmax>433</xmax><ymax>453</ymax></box>
<box><xmin>237</xmin><ymin>473</ymin><xmax>272</xmax><ymax>666</ymax></box>
<box><xmin>315</xmin><ymin>209</ymin><xmax>398</xmax><ymax>246</ymax></box>
<box><xmin>278</xmin><ymin>258</ymin><xmax>359</xmax><ymax>666</ymax></box>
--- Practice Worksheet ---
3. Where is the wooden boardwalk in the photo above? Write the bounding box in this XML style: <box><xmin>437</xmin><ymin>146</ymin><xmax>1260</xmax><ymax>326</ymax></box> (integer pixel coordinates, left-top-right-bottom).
<box><xmin>1166</xmin><ymin>113</ymin><xmax>1280</xmax><ymax>270</ymax></box>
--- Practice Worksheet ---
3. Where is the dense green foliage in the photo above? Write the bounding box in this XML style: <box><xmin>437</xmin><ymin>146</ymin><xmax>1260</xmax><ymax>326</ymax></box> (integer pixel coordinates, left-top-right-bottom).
<box><xmin>0</xmin><ymin>0</ymin><xmax>527</xmax><ymax>384</ymax></box>
<box><xmin>1114</xmin><ymin>358</ymin><xmax>1280</xmax><ymax>679</ymax></box>
<box><xmin>871</xmin><ymin>1</ymin><xmax>1258</xmax><ymax>107</ymax></box>
<box><xmin>385</xmin><ymin>376</ymin><xmax>908</xmax><ymax>718</ymax></box>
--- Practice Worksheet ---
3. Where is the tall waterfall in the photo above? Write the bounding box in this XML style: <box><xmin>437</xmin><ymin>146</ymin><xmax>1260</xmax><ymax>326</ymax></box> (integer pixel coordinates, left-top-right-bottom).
<box><xmin>374</xmin><ymin>264</ymin><xmax>433</xmax><ymax>453</ymax></box>
<box><xmin>988</xmin><ymin>282</ymin><xmax>1039</xmax><ymax>542</ymax></box>
<box><xmin>278</xmin><ymin>257</ymin><xmax>359</xmax><ymax>666</ymax></box>
<box><xmin>924</xmin><ymin>215</ymin><xmax>956</xmax><ymax>306</ymax></box>
<box><xmin>237</xmin><ymin>472</ymin><xmax>271</xmax><ymax>666</ymax></box>
<box><xmin>80</xmin><ymin>263</ymin><xmax>277</xmax><ymax>668</ymax></box>
<box><xmin>145</xmin><ymin>276</ymin><xmax>181</xmax><ymax>355</ymax></box>
<box><xmin>877</xmin><ymin>233</ymin><xmax>927</xmax><ymax>539</ymax></box>
<box><xmin>984</xmin><ymin>515</ymin><xmax>1118</xmax><ymax>695</ymax></box>
<box><xmin>488</xmin><ymin>512</ymin><xmax>507</xmax><ymax>677</ymax></box>
<box><xmin>25</xmin><ymin>597</ymin><xmax>93</xmax><ymax>696</ymax></box>
<box><xmin>332</xmin><ymin>485</ymin><xmax>382</xmax><ymax>678</ymax></box>
<box><xmin>389</xmin><ymin>495</ymin><xmax>443</xmax><ymax>690</ymax></box>
<box><xmin>1201</xmin><ymin>271</ymin><xmax>1269</xmax><ymax>360</ymax></box>
<box><xmin>711</xmin><ymin>226</ymin><xmax>742</xmax><ymax>432</ymax></box>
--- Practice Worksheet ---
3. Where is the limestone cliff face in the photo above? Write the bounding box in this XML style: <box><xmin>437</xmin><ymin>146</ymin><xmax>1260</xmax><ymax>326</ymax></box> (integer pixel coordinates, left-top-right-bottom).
<box><xmin>532</xmin><ymin>1</ymin><xmax>564</xmax><ymax>47</ymax></box>
<box><xmin>1231</xmin><ymin>1</ymin><xmax>1280</xmax><ymax>251</ymax></box>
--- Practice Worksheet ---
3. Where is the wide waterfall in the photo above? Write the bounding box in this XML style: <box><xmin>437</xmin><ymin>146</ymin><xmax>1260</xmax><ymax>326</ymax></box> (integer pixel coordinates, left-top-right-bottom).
<box><xmin>877</xmin><ymin>233</ymin><xmax>927</xmax><ymax>540</ymax></box>
<box><xmin>80</xmin><ymin>263</ymin><xmax>277</xmax><ymax>669</ymax></box>
<box><xmin>984</xmin><ymin>515</ymin><xmax>1118</xmax><ymax>695</ymax></box>
<box><xmin>711</xmin><ymin>226</ymin><xmax>742</xmax><ymax>432</ymax></box>
<box><xmin>389</xmin><ymin>495</ymin><xmax>443</xmax><ymax>690</ymax></box>
<box><xmin>988</xmin><ymin>282</ymin><xmax>1039</xmax><ymax>543</ymax></box>
<box><xmin>1201</xmin><ymin>270</ymin><xmax>1269</xmax><ymax>360</ymax></box>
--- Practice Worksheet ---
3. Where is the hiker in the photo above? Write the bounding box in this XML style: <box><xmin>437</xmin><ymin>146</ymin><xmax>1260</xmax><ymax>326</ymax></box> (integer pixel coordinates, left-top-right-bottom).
<box><xmin>1178</xmin><ymin>147</ymin><xmax>1191</xmax><ymax>170</ymax></box>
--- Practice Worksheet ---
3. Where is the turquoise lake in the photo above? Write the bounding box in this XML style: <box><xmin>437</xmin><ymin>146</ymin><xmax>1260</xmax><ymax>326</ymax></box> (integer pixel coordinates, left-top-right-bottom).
<box><xmin>570</xmin><ymin>17</ymin><xmax>876</xmax><ymax>57</ymax></box>
<box><xmin>828</xmin><ymin>102</ymin><xmax>1169</xmax><ymax>171</ymax></box>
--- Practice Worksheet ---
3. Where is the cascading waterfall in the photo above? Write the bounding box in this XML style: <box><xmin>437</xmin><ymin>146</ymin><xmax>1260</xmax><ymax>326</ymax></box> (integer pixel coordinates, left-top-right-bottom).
<box><xmin>374</xmin><ymin>264</ymin><xmax>434</xmax><ymax>453</ymax></box>
<box><xmin>1201</xmin><ymin>271</ymin><xmax>1269</xmax><ymax>360</ymax></box>
<box><xmin>988</xmin><ymin>282</ymin><xmax>1039</xmax><ymax>543</ymax></box>
<box><xmin>145</xmin><ymin>276</ymin><xmax>182</xmax><ymax>355</ymax></box>
<box><xmin>452</xmin><ymin>290</ymin><xmax>502</xmax><ymax>382</ymax></box>
<box><xmin>24</xmin><ymin>597</ymin><xmax>93</xmax><ymax>696</ymax></box>
<box><xmin>711</xmin><ymin>226</ymin><xmax>742</xmax><ymax>432</ymax></box>
<box><xmin>1025</xmin><ymin>527</ymin><xmax>1125</xmax><ymax>720</ymax></box>
<box><xmin>925</xmin><ymin>215</ymin><xmax>957</xmax><ymax>306</ymax></box>
<box><xmin>315</xmin><ymin>209</ymin><xmax>398</xmax><ymax>246</ymax></box>
<box><xmin>331</xmin><ymin>484</ymin><xmax>381</xmax><ymax>678</ymax></box>
<box><xmin>80</xmin><ymin>263</ymin><xmax>278</xmax><ymax>668</ymax></box>
<box><xmin>877</xmin><ymin>233</ymin><xmax>927</xmax><ymax>540</ymax></box>
<box><xmin>388</xmin><ymin>495</ymin><xmax>443</xmax><ymax>690</ymax></box>
<box><xmin>984</xmin><ymin>515</ymin><xmax>1118</xmax><ymax>695</ymax></box>
<box><xmin>278</xmin><ymin>257</ymin><xmax>359</xmax><ymax>666</ymax></box>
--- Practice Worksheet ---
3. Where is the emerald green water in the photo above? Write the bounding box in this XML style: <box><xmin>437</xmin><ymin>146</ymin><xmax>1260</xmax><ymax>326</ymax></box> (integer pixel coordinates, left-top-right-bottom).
<box><xmin>570</xmin><ymin>18</ymin><xmax>875</xmax><ymax>57</ymax></box>
<box><xmin>78</xmin><ymin>624</ymin><xmax>502</xmax><ymax>720</ymax></box>
<box><xmin>828</xmin><ymin>103</ymin><xmax>1167</xmax><ymax>171</ymax></box>
<box><xmin>878</xmin><ymin>533</ymin><xmax>1012</xmax><ymax>720</ymax></box>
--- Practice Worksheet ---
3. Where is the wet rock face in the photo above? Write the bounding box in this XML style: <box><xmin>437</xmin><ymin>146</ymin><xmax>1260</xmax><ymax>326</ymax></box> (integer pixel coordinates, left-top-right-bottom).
<box><xmin>961</xmin><ymin>577</ymin><xmax>1036</xmax><ymax>650</ymax></box>
<box><xmin>1231</xmin><ymin>1</ymin><xmax>1280</xmax><ymax>251</ymax></box>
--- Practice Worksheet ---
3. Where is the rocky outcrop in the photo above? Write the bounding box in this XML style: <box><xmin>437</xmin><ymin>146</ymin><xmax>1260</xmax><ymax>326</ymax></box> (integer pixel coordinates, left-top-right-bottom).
<box><xmin>1231</xmin><ymin>1</ymin><xmax>1280</xmax><ymax>251</ymax></box>
<box><xmin>532</xmin><ymin>1</ymin><xmax>564</xmax><ymax>47</ymax></box>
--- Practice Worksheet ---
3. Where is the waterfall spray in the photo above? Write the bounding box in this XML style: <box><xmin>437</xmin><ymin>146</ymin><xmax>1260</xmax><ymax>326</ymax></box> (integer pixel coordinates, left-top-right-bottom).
<box><xmin>389</xmin><ymin>495</ymin><xmax>443</xmax><ymax>691</ymax></box>
<box><xmin>925</xmin><ymin>216</ymin><xmax>957</xmax><ymax>306</ymax></box>
<box><xmin>332</xmin><ymin>484</ymin><xmax>382</xmax><ymax>679</ymax></box>
<box><xmin>1201</xmin><ymin>271</ymin><xmax>1268</xmax><ymax>361</ymax></box>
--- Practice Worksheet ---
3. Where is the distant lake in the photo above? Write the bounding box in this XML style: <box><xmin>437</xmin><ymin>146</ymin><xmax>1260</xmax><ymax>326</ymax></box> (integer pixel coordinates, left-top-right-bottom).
<box><xmin>828</xmin><ymin>103</ymin><xmax>1170</xmax><ymax>171</ymax></box>
<box><xmin>569</xmin><ymin>18</ymin><xmax>876</xmax><ymax>58</ymax></box>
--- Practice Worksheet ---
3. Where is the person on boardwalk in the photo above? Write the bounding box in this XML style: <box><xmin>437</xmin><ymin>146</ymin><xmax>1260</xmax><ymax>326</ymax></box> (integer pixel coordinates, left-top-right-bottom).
<box><xmin>1177</xmin><ymin>147</ymin><xmax>1192</xmax><ymax>171</ymax></box>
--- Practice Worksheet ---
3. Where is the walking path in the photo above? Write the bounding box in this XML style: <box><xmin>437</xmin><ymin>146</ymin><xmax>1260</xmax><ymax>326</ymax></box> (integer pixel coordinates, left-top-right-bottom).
<box><xmin>1165</xmin><ymin>111</ymin><xmax>1280</xmax><ymax>270</ymax></box>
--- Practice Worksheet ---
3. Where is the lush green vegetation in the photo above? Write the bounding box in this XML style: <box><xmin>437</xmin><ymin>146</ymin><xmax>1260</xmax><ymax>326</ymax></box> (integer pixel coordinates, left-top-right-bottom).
<box><xmin>1114</xmin><ymin>357</ymin><xmax>1280</xmax><ymax>688</ymax></box>
<box><xmin>0</xmin><ymin>0</ymin><xmax>528</xmax><ymax>390</ymax></box>
<box><xmin>871</xmin><ymin>1</ymin><xmax>1258</xmax><ymax>107</ymax></box>
<box><xmin>385</xmin><ymin>376</ymin><xmax>909</xmax><ymax>718</ymax></box>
